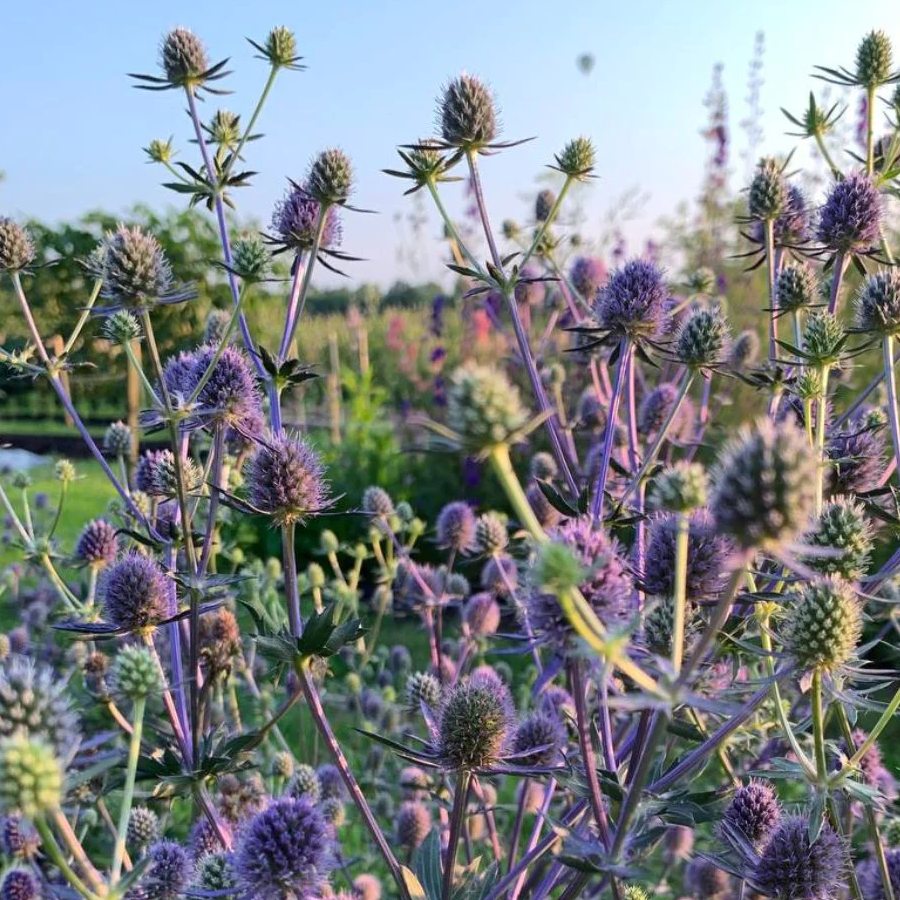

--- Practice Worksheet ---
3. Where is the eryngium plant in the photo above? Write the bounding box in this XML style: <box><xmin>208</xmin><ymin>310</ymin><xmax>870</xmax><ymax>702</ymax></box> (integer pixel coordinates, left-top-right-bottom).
<box><xmin>0</xmin><ymin>19</ymin><xmax>898</xmax><ymax>900</ymax></box>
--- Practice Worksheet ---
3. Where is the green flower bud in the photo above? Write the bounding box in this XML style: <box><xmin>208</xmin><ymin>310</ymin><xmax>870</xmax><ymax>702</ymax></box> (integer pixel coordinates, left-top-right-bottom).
<box><xmin>652</xmin><ymin>462</ymin><xmax>709</xmax><ymax>513</ymax></box>
<box><xmin>0</xmin><ymin>735</ymin><xmax>63</xmax><ymax>817</ymax></box>
<box><xmin>748</xmin><ymin>157</ymin><xmax>787</xmax><ymax>221</ymax></box>
<box><xmin>781</xmin><ymin>578</ymin><xmax>862</xmax><ymax>673</ymax></box>
<box><xmin>112</xmin><ymin>644</ymin><xmax>162</xmax><ymax>700</ymax></box>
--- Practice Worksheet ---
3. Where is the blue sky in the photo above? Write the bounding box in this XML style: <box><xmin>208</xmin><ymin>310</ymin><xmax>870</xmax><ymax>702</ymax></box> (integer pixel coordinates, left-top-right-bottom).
<box><xmin>0</xmin><ymin>0</ymin><xmax>896</xmax><ymax>285</ymax></box>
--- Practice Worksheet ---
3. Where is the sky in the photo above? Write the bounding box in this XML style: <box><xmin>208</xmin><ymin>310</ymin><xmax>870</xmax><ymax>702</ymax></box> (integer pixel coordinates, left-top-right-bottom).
<box><xmin>1</xmin><ymin>0</ymin><xmax>897</xmax><ymax>287</ymax></box>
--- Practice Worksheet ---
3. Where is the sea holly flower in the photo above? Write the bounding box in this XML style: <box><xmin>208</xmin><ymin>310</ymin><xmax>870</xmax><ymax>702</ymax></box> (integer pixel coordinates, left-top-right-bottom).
<box><xmin>129</xmin><ymin>27</ymin><xmax>230</xmax><ymax>94</ymax></box>
<box><xmin>247</xmin><ymin>26</ymin><xmax>304</xmax><ymax>71</ymax></box>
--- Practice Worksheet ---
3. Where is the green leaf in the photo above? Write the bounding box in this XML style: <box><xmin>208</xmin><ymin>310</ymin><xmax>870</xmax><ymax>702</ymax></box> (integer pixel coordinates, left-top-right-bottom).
<box><xmin>414</xmin><ymin>828</ymin><xmax>443</xmax><ymax>899</ymax></box>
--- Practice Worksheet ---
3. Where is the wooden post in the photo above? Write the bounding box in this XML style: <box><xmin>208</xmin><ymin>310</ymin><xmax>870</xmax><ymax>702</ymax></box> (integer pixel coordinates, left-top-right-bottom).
<box><xmin>48</xmin><ymin>335</ymin><xmax>74</xmax><ymax>427</ymax></box>
<box><xmin>327</xmin><ymin>332</ymin><xmax>342</xmax><ymax>446</ymax></box>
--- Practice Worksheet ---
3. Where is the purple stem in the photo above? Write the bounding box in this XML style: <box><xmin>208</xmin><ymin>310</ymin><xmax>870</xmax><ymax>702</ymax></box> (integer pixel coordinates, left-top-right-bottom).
<box><xmin>277</xmin><ymin>258</ymin><xmax>306</xmax><ymax>362</ymax></box>
<box><xmin>464</xmin><ymin>151</ymin><xmax>579</xmax><ymax>495</ymax></box>
<box><xmin>9</xmin><ymin>275</ymin><xmax>159</xmax><ymax>538</ymax></box>
<box><xmin>508</xmin><ymin>779</ymin><xmax>557</xmax><ymax>900</ymax></box>
<box><xmin>827</xmin><ymin>251</ymin><xmax>848</xmax><ymax>316</ymax></box>
<box><xmin>184</xmin><ymin>88</ymin><xmax>264</xmax><ymax>380</ymax></box>
<box><xmin>590</xmin><ymin>339</ymin><xmax>633</xmax><ymax>525</ymax></box>
<box><xmin>649</xmin><ymin>681</ymin><xmax>775</xmax><ymax>792</ymax></box>
<box><xmin>569</xmin><ymin>662</ymin><xmax>612</xmax><ymax>849</ymax></box>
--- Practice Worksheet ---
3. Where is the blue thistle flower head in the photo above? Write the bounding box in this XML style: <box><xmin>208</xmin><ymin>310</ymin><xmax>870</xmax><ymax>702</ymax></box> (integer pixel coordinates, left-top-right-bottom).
<box><xmin>161</xmin><ymin>349</ymin><xmax>200</xmax><ymax>401</ymax></box>
<box><xmin>437</xmin><ymin>670</ymin><xmax>515</xmax><ymax>770</ymax></box>
<box><xmin>855</xmin><ymin>269</ymin><xmax>900</xmax><ymax>336</ymax></box>
<box><xmin>0</xmin><ymin>867</ymin><xmax>39</xmax><ymax>900</ymax></box>
<box><xmin>511</xmin><ymin>710</ymin><xmax>565</xmax><ymax>767</ymax></box>
<box><xmin>234</xmin><ymin>797</ymin><xmax>335</xmax><ymax>900</ymax></box>
<box><xmin>827</xmin><ymin>414</ymin><xmax>887</xmax><ymax>495</ymax></box>
<box><xmin>640</xmin><ymin>509</ymin><xmax>733</xmax><ymax>600</ymax></box>
<box><xmin>570</xmin><ymin>256</ymin><xmax>607</xmax><ymax>301</ymax></box>
<box><xmin>191</xmin><ymin>343</ymin><xmax>263</xmax><ymax>427</ymax></box>
<box><xmin>100</xmin><ymin>551</ymin><xmax>170</xmax><ymax>635</ymax></box>
<box><xmin>857</xmin><ymin>848</ymin><xmax>900</xmax><ymax>900</ymax></box>
<box><xmin>595</xmin><ymin>259</ymin><xmax>668</xmax><ymax>342</ymax></box>
<box><xmin>722</xmin><ymin>780</ymin><xmax>780</xmax><ymax>849</ymax></box>
<box><xmin>435</xmin><ymin>501</ymin><xmax>477</xmax><ymax>553</ymax></box>
<box><xmin>245</xmin><ymin>433</ymin><xmax>329</xmax><ymax>526</ymax></box>
<box><xmin>396</xmin><ymin>800</ymin><xmax>431</xmax><ymax>852</ymax></box>
<box><xmin>142</xmin><ymin>839</ymin><xmax>190</xmax><ymax>900</ymax></box>
<box><xmin>271</xmin><ymin>182</ymin><xmax>342</xmax><ymax>254</ymax></box>
<box><xmin>816</xmin><ymin>173</ymin><xmax>882</xmax><ymax>253</ymax></box>
<box><xmin>74</xmin><ymin>518</ymin><xmax>118</xmax><ymax>568</ymax></box>
<box><xmin>526</xmin><ymin>518</ymin><xmax>633</xmax><ymax>650</ymax></box>
<box><xmin>752</xmin><ymin>817</ymin><xmax>845</xmax><ymax>900</ymax></box>
<box><xmin>438</xmin><ymin>73</ymin><xmax>498</xmax><ymax>150</ymax></box>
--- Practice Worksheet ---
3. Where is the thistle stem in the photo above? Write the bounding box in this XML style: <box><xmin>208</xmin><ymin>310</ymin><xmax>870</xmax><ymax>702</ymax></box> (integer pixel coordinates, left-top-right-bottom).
<box><xmin>8</xmin><ymin>273</ymin><xmax>156</xmax><ymax>534</ymax></box>
<box><xmin>810</xmin><ymin>669</ymin><xmax>828</xmax><ymax>783</ymax></box>
<box><xmin>222</xmin><ymin>65</ymin><xmax>279</xmax><ymax>181</ymax></box>
<box><xmin>590</xmin><ymin>339</ymin><xmax>633</xmax><ymax>525</ymax></box>
<box><xmin>111</xmin><ymin>696</ymin><xmax>145</xmax><ymax>885</ymax></box>
<box><xmin>282</xmin><ymin>522</ymin><xmax>302</xmax><ymax>636</ymax></box>
<box><xmin>185</xmin><ymin>86</ymin><xmax>264</xmax><ymax>381</ymax></box>
<box><xmin>443</xmin><ymin>769</ymin><xmax>472</xmax><ymax>900</ymax></box>
<box><xmin>279</xmin><ymin>207</ymin><xmax>330</xmax><ymax>365</ymax></box>
<box><xmin>34</xmin><ymin>816</ymin><xmax>100</xmax><ymax>900</ymax></box>
<box><xmin>62</xmin><ymin>278</ymin><xmax>102</xmax><ymax>357</ymax></box>
<box><xmin>622</xmin><ymin>369</ymin><xmax>695</xmax><ymax>503</ymax></box>
<box><xmin>488</xmin><ymin>444</ymin><xmax>546</xmax><ymax>541</ymax></box>
<box><xmin>765</xmin><ymin>219</ymin><xmax>778</xmax><ymax>362</ymax></box>
<box><xmin>671</xmin><ymin>510</ymin><xmax>690</xmax><ymax>675</ymax></box>
<box><xmin>827</xmin><ymin>251</ymin><xmax>848</xmax><ymax>316</ymax></box>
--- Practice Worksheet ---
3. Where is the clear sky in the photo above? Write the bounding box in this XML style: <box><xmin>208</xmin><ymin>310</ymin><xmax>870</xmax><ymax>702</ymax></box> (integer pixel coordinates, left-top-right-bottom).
<box><xmin>0</xmin><ymin>0</ymin><xmax>896</xmax><ymax>286</ymax></box>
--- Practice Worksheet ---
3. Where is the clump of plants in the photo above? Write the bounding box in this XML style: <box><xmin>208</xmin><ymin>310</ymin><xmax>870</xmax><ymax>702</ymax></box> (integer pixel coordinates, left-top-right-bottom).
<box><xmin>0</xmin><ymin>22</ymin><xmax>898</xmax><ymax>900</ymax></box>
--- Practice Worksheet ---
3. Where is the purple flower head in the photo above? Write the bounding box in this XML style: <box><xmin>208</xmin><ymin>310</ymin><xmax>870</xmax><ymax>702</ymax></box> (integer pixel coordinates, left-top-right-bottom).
<box><xmin>101</xmin><ymin>551</ymin><xmax>170</xmax><ymax>634</ymax></box>
<box><xmin>828</xmin><ymin>413</ymin><xmax>887</xmax><ymax>496</ymax></box>
<box><xmin>537</xmin><ymin>685</ymin><xmax>575</xmax><ymax>723</ymax></box>
<box><xmin>752</xmin><ymin>817</ymin><xmax>845</xmax><ymax>900</ymax></box>
<box><xmin>751</xmin><ymin>184</ymin><xmax>810</xmax><ymax>246</ymax></box>
<box><xmin>570</xmin><ymin>256</ymin><xmax>607</xmax><ymax>301</ymax></box>
<box><xmin>191</xmin><ymin>343</ymin><xmax>263</xmax><ymax>426</ymax></box>
<box><xmin>396</xmin><ymin>801</ymin><xmax>431</xmax><ymax>852</ymax></box>
<box><xmin>316</xmin><ymin>763</ymin><xmax>347</xmax><ymax>801</ymax></box>
<box><xmin>841</xmin><ymin>728</ymin><xmax>887</xmax><ymax>788</ymax></box>
<box><xmin>685</xmin><ymin>858</ymin><xmax>730</xmax><ymax>899</ymax></box>
<box><xmin>435</xmin><ymin>501</ymin><xmax>477</xmax><ymax>553</ymax></box>
<box><xmin>437</xmin><ymin>671</ymin><xmax>515</xmax><ymax>770</ymax></box>
<box><xmin>143</xmin><ymin>840</ymin><xmax>190</xmax><ymax>900</ymax></box>
<box><xmin>640</xmin><ymin>510</ymin><xmax>733</xmax><ymax>600</ymax></box>
<box><xmin>75</xmin><ymin>518</ymin><xmax>118</xmax><ymax>568</ymax></box>
<box><xmin>463</xmin><ymin>592</ymin><xmax>501</xmax><ymax>636</ymax></box>
<box><xmin>637</xmin><ymin>381</ymin><xmax>694</xmax><ymax>439</ymax></box>
<box><xmin>857</xmin><ymin>848</ymin><xmax>900</xmax><ymax>900</ymax></box>
<box><xmin>816</xmin><ymin>172</ymin><xmax>882</xmax><ymax>253</ymax></box>
<box><xmin>480</xmin><ymin>554</ymin><xmax>518</xmax><ymax>596</ymax></box>
<box><xmin>527</xmin><ymin>519</ymin><xmax>633</xmax><ymax>650</ymax></box>
<box><xmin>271</xmin><ymin>182</ymin><xmax>341</xmax><ymax>254</ymax></box>
<box><xmin>511</xmin><ymin>711</ymin><xmax>565</xmax><ymax>767</ymax></box>
<box><xmin>245</xmin><ymin>433</ymin><xmax>329</xmax><ymax>526</ymax></box>
<box><xmin>234</xmin><ymin>797</ymin><xmax>335</xmax><ymax>900</ymax></box>
<box><xmin>161</xmin><ymin>349</ymin><xmax>199</xmax><ymax>400</ymax></box>
<box><xmin>595</xmin><ymin>259</ymin><xmax>668</xmax><ymax>342</ymax></box>
<box><xmin>0</xmin><ymin>867</ymin><xmax>39</xmax><ymax>900</ymax></box>
<box><xmin>722</xmin><ymin>780</ymin><xmax>780</xmax><ymax>849</ymax></box>
<box><xmin>514</xmin><ymin>265</ymin><xmax>546</xmax><ymax>307</ymax></box>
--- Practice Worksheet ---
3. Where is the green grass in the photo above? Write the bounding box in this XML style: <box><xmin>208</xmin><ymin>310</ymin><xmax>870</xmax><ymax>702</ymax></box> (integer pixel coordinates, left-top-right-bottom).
<box><xmin>0</xmin><ymin>459</ymin><xmax>118</xmax><ymax>568</ymax></box>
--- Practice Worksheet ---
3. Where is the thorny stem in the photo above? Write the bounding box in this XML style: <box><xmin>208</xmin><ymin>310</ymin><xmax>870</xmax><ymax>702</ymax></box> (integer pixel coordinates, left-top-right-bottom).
<box><xmin>34</xmin><ymin>816</ymin><xmax>100</xmax><ymax>900</ymax></box>
<box><xmin>9</xmin><ymin>273</ymin><xmax>156</xmax><ymax>534</ymax></box>
<box><xmin>297</xmin><ymin>664</ymin><xmax>410</xmax><ymax>900</ymax></box>
<box><xmin>488</xmin><ymin>443</ymin><xmax>546</xmax><ymax>542</ymax></box>
<box><xmin>765</xmin><ymin>219</ymin><xmax>778</xmax><ymax>362</ymax></box>
<box><xmin>279</xmin><ymin>207</ymin><xmax>330</xmax><ymax>364</ymax></box>
<box><xmin>185</xmin><ymin>86</ymin><xmax>264</xmax><ymax>381</ymax></box>
<box><xmin>621</xmin><ymin>370</ymin><xmax>695</xmax><ymax>504</ymax></box>
<box><xmin>590</xmin><ymin>339</ymin><xmax>633</xmax><ymax>525</ymax></box>
<box><xmin>464</xmin><ymin>149</ymin><xmax>579</xmax><ymax>494</ymax></box>
<box><xmin>827</xmin><ymin>251</ymin><xmax>848</xmax><ymax>316</ymax></box>
<box><xmin>834</xmin><ymin>702</ymin><xmax>896</xmax><ymax>900</ymax></box>
<box><xmin>443</xmin><ymin>770</ymin><xmax>472</xmax><ymax>900</ymax></box>
<box><xmin>570</xmin><ymin>662</ymin><xmax>613</xmax><ymax>849</ymax></box>
<box><xmin>671</xmin><ymin>511</ymin><xmax>690</xmax><ymax>675</ymax></box>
